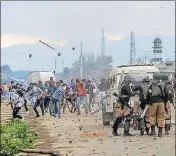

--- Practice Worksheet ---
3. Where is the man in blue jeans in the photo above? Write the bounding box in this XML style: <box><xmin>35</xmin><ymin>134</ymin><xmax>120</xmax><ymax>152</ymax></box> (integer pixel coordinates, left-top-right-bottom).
<box><xmin>52</xmin><ymin>80</ymin><xmax>64</xmax><ymax>118</ymax></box>
<box><xmin>47</xmin><ymin>81</ymin><xmax>57</xmax><ymax>116</ymax></box>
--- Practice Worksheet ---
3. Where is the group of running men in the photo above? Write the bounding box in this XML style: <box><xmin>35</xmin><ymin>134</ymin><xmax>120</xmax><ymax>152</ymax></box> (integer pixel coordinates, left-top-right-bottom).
<box><xmin>7</xmin><ymin>78</ymin><xmax>108</xmax><ymax>119</ymax></box>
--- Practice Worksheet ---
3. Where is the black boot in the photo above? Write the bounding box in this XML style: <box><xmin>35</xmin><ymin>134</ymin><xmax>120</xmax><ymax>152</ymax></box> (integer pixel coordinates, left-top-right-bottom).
<box><xmin>158</xmin><ymin>127</ymin><xmax>163</xmax><ymax>137</ymax></box>
<box><xmin>123</xmin><ymin>120</ymin><xmax>133</xmax><ymax>136</ymax></box>
<box><xmin>145</xmin><ymin>127</ymin><xmax>150</xmax><ymax>135</ymax></box>
<box><xmin>34</xmin><ymin>108</ymin><xmax>40</xmax><ymax>118</ymax></box>
<box><xmin>164</xmin><ymin>124</ymin><xmax>170</xmax><ymax>135</ymax></box>
<box><xmin>112</xmin><ymin>117</ymin><xmax>121</xmax><ymax>136</ymax></box>
<box><xmin>138</xmin><ymin>119</ymin><xmax>145</xmax><ymax>136</ymax></box>
<box><xmin>149</xmin><ymin>125</ymin><xmax>156</xmax><ymax>136</ymax></box>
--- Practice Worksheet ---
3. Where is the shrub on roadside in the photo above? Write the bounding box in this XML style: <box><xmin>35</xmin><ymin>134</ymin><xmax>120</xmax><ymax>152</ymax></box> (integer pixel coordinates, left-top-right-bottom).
<box><xmin>0</xmin><ymin>119</ymin><xmax>38</xmax><ymax>156</ymax></box>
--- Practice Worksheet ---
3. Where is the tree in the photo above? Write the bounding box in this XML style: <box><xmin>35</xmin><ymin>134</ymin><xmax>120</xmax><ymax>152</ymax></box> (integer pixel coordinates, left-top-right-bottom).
<box><xmin>69</xmin><ymin>53</ymin><xmax>113</xmax><ymax>79</ymax></box>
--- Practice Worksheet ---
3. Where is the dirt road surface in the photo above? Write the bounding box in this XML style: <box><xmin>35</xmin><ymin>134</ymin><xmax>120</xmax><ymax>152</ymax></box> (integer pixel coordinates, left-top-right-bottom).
<box><xmin>1</xmin><ymin>103</ymin><xmax>175</xmax><ymax>156</ymax></box>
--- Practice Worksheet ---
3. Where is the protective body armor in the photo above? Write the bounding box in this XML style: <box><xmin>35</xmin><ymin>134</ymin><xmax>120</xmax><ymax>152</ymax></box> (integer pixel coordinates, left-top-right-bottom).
<box><xmin>151</xmin><ymin>83</ymin><xmax>163</xmax><ymax>97</ymax></box>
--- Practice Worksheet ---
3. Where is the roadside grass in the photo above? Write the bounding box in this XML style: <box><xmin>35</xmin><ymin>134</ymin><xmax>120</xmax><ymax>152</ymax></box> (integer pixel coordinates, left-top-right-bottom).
<box><xmin>0</xmin><ymin>118</ymin><xmax>38</xmax><ymax>156</ymax></box>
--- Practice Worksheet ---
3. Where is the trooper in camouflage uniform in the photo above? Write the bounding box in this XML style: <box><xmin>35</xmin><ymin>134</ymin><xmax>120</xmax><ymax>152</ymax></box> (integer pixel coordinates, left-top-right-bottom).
<box><xmin>131</xmin><ymin>82</ymin><xmax>145</xmax><ymax>135</ymax></box>
<box><xmin>160</xmin><ymin>73</ymin><xmax>173</xmax><ymax>135</ymax></box>
<box><xmin>141</xmin><ymin>77</ymin><xmax>151</xmax><ymax>135</ymax></box>
<box><xmin>112</xmin><ymin>75</ymin><xmax>138</xmax><ymax>136</ymax></box>
<box><xmin>146</xmin><ymin>72</ymin><xmax>167</xmax><ymax>137</ymax></box>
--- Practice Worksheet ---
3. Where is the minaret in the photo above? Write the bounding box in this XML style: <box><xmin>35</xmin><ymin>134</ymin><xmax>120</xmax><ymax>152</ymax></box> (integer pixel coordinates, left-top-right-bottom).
<box><xmin>152</xmin><ymin>36</ymin><xmax>163</xmax><ymax>65</ymax></box>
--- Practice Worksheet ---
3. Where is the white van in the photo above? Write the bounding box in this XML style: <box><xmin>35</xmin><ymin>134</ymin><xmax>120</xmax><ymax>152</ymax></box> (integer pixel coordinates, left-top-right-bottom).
<box><xmin>28</xmin><ymin>71</ymin><xmax>55</xmax><ymax>84</ymax></box>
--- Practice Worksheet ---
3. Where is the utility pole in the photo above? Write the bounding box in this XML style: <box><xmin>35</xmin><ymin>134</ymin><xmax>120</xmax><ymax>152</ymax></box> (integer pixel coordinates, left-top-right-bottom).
<box><xmin>101</xmin><ymin>27</ymin><xmax>105</xmax><ymax>56</ymax></box>
<box><xmin>62</xmin><ymin>60</ymin><xmax>64</xmax><ymax>72</ymax></box>
<box><xmin>54</xmin><ymin>58</ymin><xmax>56</xmax><ymax>76</ymax></box>
<box><xmin>80</xmin><ymin>42</ymin><xmax>83</xmax><ymax>79</ymax></box>
<box><xmin>130</xmin><ymin>31</ymin><xmax>136</xmax><ymax>65</ymax></box>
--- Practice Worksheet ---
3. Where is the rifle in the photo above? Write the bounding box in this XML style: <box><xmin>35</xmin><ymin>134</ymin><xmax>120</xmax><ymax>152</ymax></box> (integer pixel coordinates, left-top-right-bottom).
<box><xmin>139</xmin><ymin>105</ymin><xmax>149</xmax><ymax>119</ymax></box>
<box><xmin>113</xmin><ymin>92</ymin><xmax>132</xmax><ymax>109</ymax></box>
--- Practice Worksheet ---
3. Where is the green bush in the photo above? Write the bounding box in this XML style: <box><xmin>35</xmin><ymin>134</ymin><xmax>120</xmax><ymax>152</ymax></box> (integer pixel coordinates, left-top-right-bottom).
<box><xmin>0</xmin><ymin>119</ymin><xmax>38</xmax><ymax>156</ymax></box>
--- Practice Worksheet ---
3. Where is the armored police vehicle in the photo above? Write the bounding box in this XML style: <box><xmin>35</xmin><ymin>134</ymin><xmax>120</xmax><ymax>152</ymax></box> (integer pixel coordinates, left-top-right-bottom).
<box><xmin>102</xmin><ymin>64</ymin><xmax>160</xmax><ymax>125</ymax></box>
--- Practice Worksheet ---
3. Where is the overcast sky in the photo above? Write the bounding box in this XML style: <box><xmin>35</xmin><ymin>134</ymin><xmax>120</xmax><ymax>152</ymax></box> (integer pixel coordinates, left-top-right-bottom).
<box><xmin>1</xmin><ymin>1</ymin><xmax>175</xmax><ymax>48</ymax></box>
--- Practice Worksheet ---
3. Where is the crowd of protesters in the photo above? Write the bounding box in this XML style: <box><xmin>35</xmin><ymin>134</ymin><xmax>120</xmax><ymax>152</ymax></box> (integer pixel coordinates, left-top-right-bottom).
<box><xmin>2</xmin><ymin>77</ymin><xmax>109</xmax><ymax>120</ymax></box>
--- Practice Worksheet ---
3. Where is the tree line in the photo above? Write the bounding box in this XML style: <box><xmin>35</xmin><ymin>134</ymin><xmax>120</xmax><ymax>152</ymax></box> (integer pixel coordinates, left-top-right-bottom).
<box><xmin>61</xmin><ymin>53</ymin><xmax>113</xmax><ymax>80</ymax></box>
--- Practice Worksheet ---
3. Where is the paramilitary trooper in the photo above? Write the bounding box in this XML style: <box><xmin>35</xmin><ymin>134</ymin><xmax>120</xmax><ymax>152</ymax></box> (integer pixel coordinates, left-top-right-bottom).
<box><xmin>141</xmin><ymin>77</ymin><xmax>151</xmax><ymax>135</ymax></box>
<box><xmin>147</xmin><ymin>72</ymin><xmax>167</xmax><ymax>137</ymax></box>
<box><xmin>132</xmin><ymin>78</ymin><xmax>147</xmax><ymax>136</ymax></box>
<box><xmin>160</xmin><ymin>73</ymin><xmax>173</xmax><ymax>135</ymax></box>
<box><xmin>112</xmin><ymin>75</ymin><xmax>138</xmax><ymax>136</ymax></box>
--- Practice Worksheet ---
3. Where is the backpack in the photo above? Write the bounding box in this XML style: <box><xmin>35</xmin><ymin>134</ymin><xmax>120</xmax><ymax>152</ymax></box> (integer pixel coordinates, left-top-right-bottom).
<box><xmin>151</xmin><ymin>83</ymin><xmax>163</xmax><ymax>97</ymax></box>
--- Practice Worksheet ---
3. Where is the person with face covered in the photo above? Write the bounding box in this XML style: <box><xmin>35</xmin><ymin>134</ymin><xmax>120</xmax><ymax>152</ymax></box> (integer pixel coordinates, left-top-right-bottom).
<box><xmin>29</xmin><ymin>83</ymin><xmax>44</xmax><ymax>118</ymax></box>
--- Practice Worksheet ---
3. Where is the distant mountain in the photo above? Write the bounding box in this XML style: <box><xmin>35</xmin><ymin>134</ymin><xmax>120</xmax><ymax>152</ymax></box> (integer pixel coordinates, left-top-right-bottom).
<box><xmin>2</xmin><ymin>35</ymin><xmax>175</xmax><ymax>72</ymax></box>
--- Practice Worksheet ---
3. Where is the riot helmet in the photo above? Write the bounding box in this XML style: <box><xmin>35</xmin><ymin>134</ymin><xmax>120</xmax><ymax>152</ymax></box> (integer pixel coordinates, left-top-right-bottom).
<box><xmin>160</xmin><ymin>73</ymin><xmax>169</xmax><ymax>83</ymax></box>
<box><xmin>153</xmin><ymin>72</ymin><xmax>160</xmax><ymax>83</ymax></box>
<box><xmin>143</xmin><ymin>77</ymin><xmax>150</xmax><ymax>83</ymax></box>
<box><xmin>123</xmin><ymin>75</ymin><xmax>132</xmax><ymax>83</ymax></box>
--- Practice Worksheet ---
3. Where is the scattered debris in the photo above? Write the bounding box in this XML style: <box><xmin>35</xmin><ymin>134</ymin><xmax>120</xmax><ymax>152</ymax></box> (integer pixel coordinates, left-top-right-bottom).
<box><xmin>69</xmin><ymin>140</ymin><xmax>72</xmax><ymax>144</ymax></box>
<box><xmin>79</xmin><ymin>125</ymin><xmax>83</xmax><ymax>131</ymax></box>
